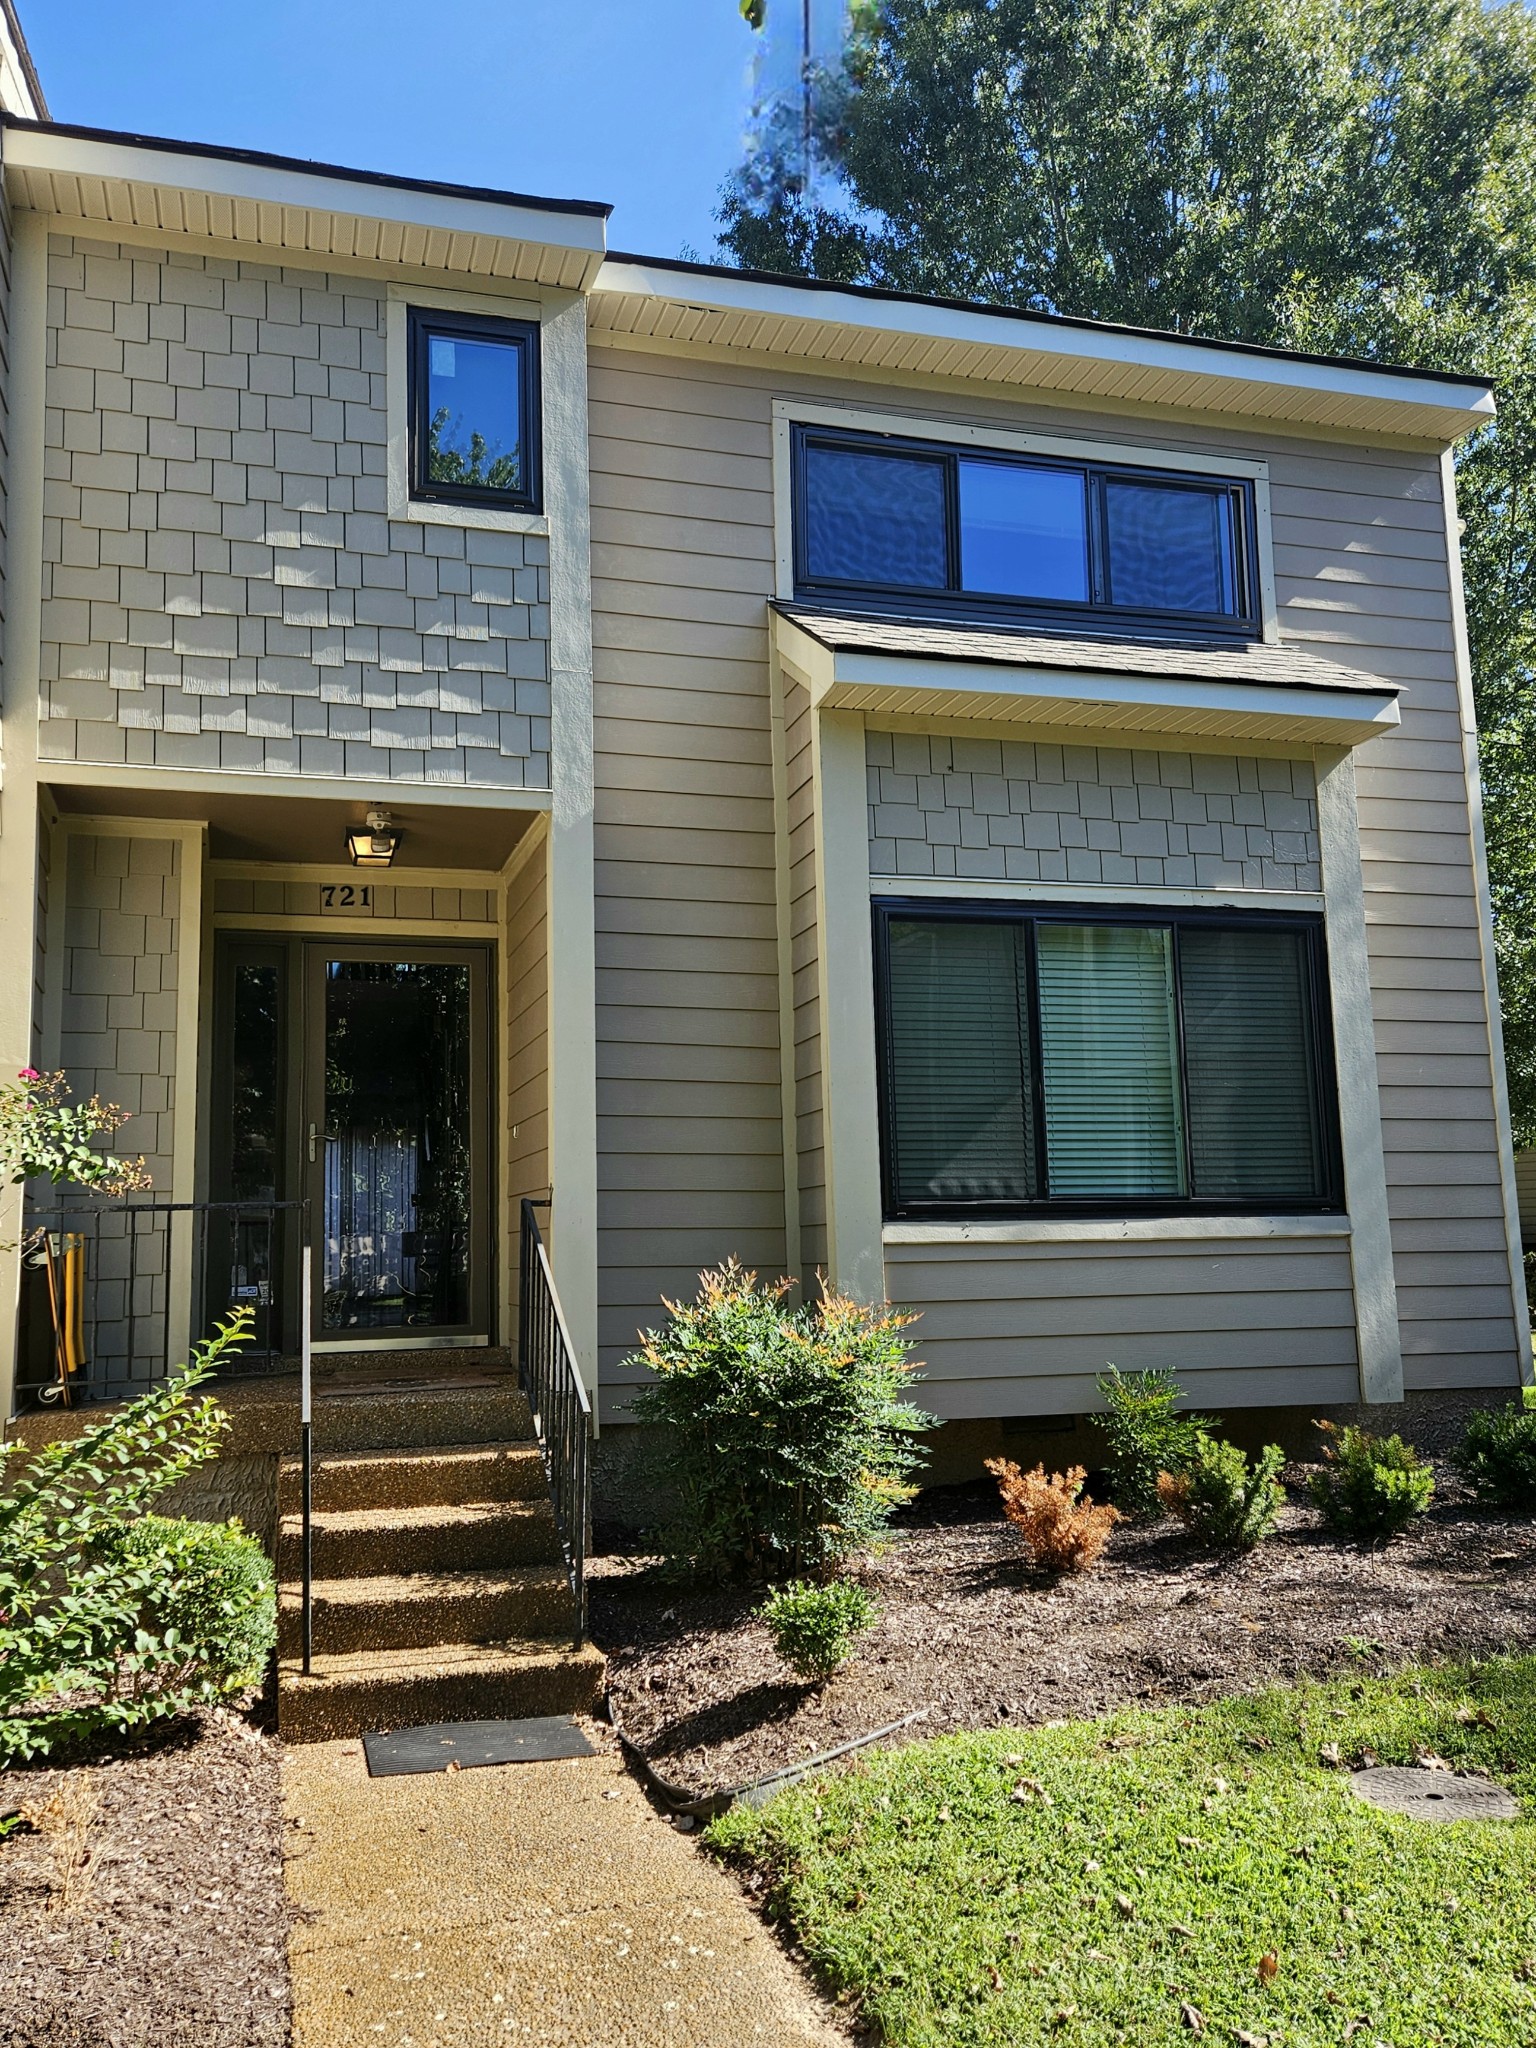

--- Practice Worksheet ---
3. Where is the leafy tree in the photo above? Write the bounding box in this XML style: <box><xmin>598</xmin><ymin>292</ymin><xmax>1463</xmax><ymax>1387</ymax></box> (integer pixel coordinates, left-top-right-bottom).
<box><xmin>719</xmin><ymin>0</ymin><xmax>1536</xmax><ymax>1139</ymax></box>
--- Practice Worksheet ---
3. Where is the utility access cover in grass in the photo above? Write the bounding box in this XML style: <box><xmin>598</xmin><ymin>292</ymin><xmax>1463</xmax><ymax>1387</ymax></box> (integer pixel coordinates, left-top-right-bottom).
<box><xmin>709</xmin><ymin>1656</ymin><xmax>1536</xmax><ymax>2048</ymax></box>
<box><xmin>363</xmin><ymin>1716</ymin><xmax>595</xmax><ymax>1776</ymax></box>
<box><xmin>1351</xmin><ymin>1764</ymin><xmax>1518</xmax><ymax>1823</ymax></box>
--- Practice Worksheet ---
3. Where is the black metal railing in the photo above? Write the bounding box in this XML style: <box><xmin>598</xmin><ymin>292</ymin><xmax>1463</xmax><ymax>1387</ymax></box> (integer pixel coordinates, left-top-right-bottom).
<box><xmin>518</xmin><ymin>1197</ymin><xmax>592</xmax><ymax>1648</ymax></box>
<box><xmin>17</xmin><ymin>1198</ymin><xmax>309</xmax><ymax>1407</ymax></box>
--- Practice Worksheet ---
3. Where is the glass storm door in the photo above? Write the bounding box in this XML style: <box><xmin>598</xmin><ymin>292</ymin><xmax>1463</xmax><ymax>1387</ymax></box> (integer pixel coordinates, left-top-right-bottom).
<box><xmin>304</xmin><ymin>944</ymin><xmax>491</xmax><ymax>1343</ymax></box>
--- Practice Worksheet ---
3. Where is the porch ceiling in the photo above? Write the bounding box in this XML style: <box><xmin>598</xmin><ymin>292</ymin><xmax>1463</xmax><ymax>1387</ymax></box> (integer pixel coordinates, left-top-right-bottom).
<box><xmin>48</xmin><ymin>783</ymin><xmax>541</xmax><ymax>870</ymax></box>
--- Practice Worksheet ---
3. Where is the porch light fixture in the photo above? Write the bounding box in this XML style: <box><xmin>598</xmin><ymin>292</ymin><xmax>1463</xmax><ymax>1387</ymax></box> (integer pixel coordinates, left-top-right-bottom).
<box><xmin>347</xmin><ymin>809</ymin><xmax>401</xmax><ymax>868</ymax></box>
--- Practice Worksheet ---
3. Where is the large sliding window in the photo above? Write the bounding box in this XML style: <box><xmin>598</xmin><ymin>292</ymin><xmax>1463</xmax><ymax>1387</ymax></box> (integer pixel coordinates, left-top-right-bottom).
<box><xmin>794</xmin><ymin>426</ymin><xmax>1257</xmax><ymax>635</ymax></box>
<box><xmin>875</xmin><ymin>903</ymin><xmax>1338</xmax><ymax>1217</ymax></box>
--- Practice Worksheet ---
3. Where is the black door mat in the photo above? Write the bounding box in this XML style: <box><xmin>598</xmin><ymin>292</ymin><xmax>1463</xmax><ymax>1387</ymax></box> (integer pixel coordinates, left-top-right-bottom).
<box><xmin>363</xmin><ymin>1715</ymin><xmax>596</xmax><ymax>1777</ymax></box>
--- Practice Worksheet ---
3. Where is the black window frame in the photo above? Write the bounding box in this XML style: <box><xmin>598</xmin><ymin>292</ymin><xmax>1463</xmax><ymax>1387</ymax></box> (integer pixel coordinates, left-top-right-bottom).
<box><xmin>793</xmin><ymin>425</ymin><xmax>1260</xmax><ymax>640</ymax></box>
<box><xmin>872</xmin><ymin>897</ymin><xmax>1342</xmax><ymax>1221</ymax></box>
<box><xmin>408</xmin><ymin>306</ymin><xmax>542</xmax><ymax>513</ymax></box>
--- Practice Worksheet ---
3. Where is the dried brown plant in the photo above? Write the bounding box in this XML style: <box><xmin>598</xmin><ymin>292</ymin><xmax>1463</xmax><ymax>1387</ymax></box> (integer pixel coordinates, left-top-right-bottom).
<box><xmin>21</xmin><ymin>1777</ymin><xmax>100</xmax><ymax>1915</ymax></box>
<box><xmin>985</xmin><ymin>1458</ymin><xmax>1122</xmax><ymax>1573</ymax></box>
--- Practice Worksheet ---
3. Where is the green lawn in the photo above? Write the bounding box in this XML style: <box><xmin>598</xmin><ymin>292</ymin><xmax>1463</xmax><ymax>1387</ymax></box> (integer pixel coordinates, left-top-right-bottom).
<box><xmin>708</xmin><ymin>1657</ymin><xmax>1536</xmax><ymax>2047</ymax></box>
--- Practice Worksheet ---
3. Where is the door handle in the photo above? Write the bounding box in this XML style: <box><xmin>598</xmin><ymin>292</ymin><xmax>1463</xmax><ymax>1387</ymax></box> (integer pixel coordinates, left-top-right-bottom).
<box><xmin>308</xmin><ymin>1122</ymin><xmax>318</xmax><ymax>1163</ymax></box>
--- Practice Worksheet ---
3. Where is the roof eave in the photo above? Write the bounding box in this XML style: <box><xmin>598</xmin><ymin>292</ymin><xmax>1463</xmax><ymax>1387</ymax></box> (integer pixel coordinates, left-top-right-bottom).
<box><xmin>591</xmin><ymin>259</ymin><xmax>1494</xmax><ymax>444</ymax></box>
<box><xmin>2</xmin><ymin>121</ymin><xmax>609</xmax><ymax>291</ymax></box>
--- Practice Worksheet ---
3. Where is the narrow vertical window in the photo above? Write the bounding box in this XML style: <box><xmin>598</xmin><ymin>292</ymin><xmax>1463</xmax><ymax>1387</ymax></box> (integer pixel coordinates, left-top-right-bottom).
<box><xmin>1035</xmin><ymin>924</ymin><xmax>1185</xmax><ymax>1197</ymax></box>
<box><xmin>1180</xmin><ymin>926</ymin><xmax>1324</xmax><ymax>1199</ymax></box>
<box><xmin>885</xmin><ymin>918</ymin><xmax>1035</xmax><ymax>1203</ymax></box>
<box><xmin>409</xmin><ymin>309</ymin><xmax>540</xmax><ymax>510</ymax></box>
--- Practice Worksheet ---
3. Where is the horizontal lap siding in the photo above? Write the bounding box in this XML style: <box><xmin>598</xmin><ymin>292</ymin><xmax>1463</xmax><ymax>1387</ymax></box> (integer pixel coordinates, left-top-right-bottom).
<box><xmin>586</xmin><ymin>346</ymin><xmax>1521</xmax><ymax>1414</ymax></box>
<box><xmin>590</xmin><ymin>352</ymin><xmax>786</xmax><ymax>1417</ymax></box>
<box><xmin>884</xmin><ymin>1238</ymin><xmax>1360</xmax><ymax>1418</ymax></box>
<box><xmin>1266</xmin><ymin>444</ymin><xmax>1520</xmax><ymax>1391</ymax></box>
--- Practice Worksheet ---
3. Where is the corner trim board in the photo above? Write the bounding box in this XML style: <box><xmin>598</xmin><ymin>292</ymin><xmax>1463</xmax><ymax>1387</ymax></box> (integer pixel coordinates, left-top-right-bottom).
<box><xmin>1314</xmin><ymin>748</ymin><xmax>1403</xmax><ymax>1403</ymax></box>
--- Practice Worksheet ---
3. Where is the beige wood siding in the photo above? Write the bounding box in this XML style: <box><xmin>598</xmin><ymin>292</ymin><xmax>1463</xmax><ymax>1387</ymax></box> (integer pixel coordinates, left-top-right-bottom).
<box><xmin>1270</xmin><ymin>452</ymin><xmax>1519</xmax><ymax>1391</ymax></box>
<box><xmin>587</xmin><ymin>344</ymin><xmax>1521</xmax><ymax>1416</ymax></box>
<box><xmin>588</xmin><ymin>351</ymin><xmax>785</xmax><ymax>1413</ymax></box>
<box><xmin>884</xmin><ymin>1234</ymin><xmax>1360</xmax><ymax>1416</ymax></box>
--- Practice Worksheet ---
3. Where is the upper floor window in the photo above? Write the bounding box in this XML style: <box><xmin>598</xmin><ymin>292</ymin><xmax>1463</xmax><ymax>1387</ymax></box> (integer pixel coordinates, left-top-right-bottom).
<box><xmin>793</xmin><ymin>426</ymin><xmax>1257</xmax><ymax>636</ymax></box>
<box><xmin>409</xmin><ymin>308</ymin><xmax>540</xmax><ymax>512</ymax></box>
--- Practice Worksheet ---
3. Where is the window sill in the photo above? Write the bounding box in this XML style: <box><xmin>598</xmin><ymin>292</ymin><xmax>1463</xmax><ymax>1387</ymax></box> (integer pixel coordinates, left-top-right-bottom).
<box><xmin>883</xmin><ymin>1213</ymin><xmax>1352</xmax><ymax>1247</ymax></box>
<box><xmin>388</xmin><ymin>495</ymin><xmax>551</xmax><ymax>536</ymax></box>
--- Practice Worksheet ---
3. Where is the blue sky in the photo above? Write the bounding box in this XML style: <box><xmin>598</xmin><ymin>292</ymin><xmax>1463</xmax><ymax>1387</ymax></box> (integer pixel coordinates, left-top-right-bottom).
<box><xmin>19</xmin><ymin>0</ymin><xmax>766</xmax><ymax>257</ymax></box>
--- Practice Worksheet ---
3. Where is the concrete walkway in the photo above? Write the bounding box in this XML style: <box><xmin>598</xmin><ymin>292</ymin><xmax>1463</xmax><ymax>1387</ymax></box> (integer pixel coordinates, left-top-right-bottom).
<box><xmin>282</xmin><ymin>1730</ymin><xmax>844</xmax><ymax>2047</ymax></box>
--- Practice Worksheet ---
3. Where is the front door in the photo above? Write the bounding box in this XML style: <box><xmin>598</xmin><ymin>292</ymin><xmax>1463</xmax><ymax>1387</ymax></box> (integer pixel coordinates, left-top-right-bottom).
<box><xmin>208</xmin><ymin>936</ymin><xmax>494</xmax><ymax>1353</ymax></box>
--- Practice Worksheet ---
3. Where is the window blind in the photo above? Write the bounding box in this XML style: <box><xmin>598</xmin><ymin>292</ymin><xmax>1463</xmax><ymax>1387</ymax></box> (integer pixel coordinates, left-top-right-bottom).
<box><xmin>885</xmin><ymin>919</ymin><xmax>1035</xmax><ymax>1203</ymax></box>
<box><xmin>1035</xmin><ymin>923</ymin><xmax>1186</xmax><ymax>1197</ymax></box>
<box><xmin>1179</xmin><ymin>926</ymin><xmax>1324</xmax><ymax>1199</ymax></box>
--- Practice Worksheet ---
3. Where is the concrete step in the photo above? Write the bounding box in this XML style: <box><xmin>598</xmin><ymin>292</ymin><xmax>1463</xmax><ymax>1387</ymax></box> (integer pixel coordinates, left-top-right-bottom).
<box><xmin>278</xmin><ymin>1443</ymin><xmax>549</xmax><ymax>1516</ymax></box>
<box><xmin>276</xmin><ymin>1565</ymin><xmax>577</xmax><ymax>1656</ymax></box>
<box><xmin>277</xmin><ymin>1636</ymin><xmax>606</xmax><ymax>1743</ymax></box>
<box><xmin>310</xmin><ymin>1382</ymin><xmax>534</xmax><ymax>1454</ymax></box>
<box><xmin>277</xmin><ymin>1498</ymin><xmax>563</xmax><ymax>1579</ymax></box>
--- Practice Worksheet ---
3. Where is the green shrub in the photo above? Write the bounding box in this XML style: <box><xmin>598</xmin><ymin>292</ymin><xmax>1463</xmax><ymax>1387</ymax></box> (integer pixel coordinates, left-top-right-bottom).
<box><xmin>759</xmin><ymin>1579</ymin><xmax>876</xmax><ymax>1682</ymax></box>
<box><xmin>1094</xmin><ymin>1365</ymin><xmax>1215</xmax><ymax>1518</ymax></box>
<box><xmin>111</xmin><ymin>1514</ymin><xmax>275</xmax><ymax>1690</ymax></box>
<box><xmin>626</xmin><ymin>1260</ymin><xmax>933</xmax><ymax>1582</ymax></box>
<box><xmin>1451</xmin><ymin>1402</ymin><xmax>1536</xmax><ymax>1509</ymax></box>
<box><xmin>1308</xmin><ymin>1419</ymin><xmax>1435</xmax><ymax>1542</ymax></box>
<box><xmin>1157</xmin><ymin>1434</ymin><xmax>1286</xmax><ymax>1551</ymax></box>
<box><xmin>0</xmin><ymin>1311</ymin><xmax>254</xmax><ymax>1761</ymax></box>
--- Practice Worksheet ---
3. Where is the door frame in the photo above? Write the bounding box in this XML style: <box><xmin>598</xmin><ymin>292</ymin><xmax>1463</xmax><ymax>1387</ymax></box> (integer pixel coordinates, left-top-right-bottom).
<box><xmin>207</xmin><ymin>930</ymin><xmax>498</xmax><ymax>1354</ymax></box>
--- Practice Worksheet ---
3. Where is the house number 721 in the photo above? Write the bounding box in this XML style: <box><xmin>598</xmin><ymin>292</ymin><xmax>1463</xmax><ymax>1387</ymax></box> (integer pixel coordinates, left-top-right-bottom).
<box><xmin>320</xmin><ymin>884</ymin><xmax>373</xmax><ymax>911</ymax></box>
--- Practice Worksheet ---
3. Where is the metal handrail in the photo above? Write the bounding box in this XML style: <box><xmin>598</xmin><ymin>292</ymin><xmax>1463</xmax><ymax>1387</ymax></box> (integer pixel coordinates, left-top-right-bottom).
<box><xmin>19</xmin><ymin>1197</ymin><xmax>310</xmax><ymax>1405</ymax></box>
<box><xmin>300</xmin><ymin>1244</ymin><xmax>314</xmax><ymax>1676</ymax></box>
<box><xmin>517</xmin><ymin>1198</ymin><xmax>592</xmax><ymax>1648</ymax></box>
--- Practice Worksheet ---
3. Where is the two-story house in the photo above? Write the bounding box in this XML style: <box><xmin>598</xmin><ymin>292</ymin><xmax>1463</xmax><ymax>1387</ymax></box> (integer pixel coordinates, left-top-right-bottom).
<box><xmin>0</xmin><ymin>10</ymin><xmax>1528</xmax><ymax>1733</ymax></box>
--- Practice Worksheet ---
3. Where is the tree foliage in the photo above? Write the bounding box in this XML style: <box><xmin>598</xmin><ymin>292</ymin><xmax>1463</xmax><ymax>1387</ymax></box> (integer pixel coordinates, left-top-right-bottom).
<box><xmin>719</xmin><ymin>0</ymin><xmax>1536</xmax><ymax>1139</ymax></box>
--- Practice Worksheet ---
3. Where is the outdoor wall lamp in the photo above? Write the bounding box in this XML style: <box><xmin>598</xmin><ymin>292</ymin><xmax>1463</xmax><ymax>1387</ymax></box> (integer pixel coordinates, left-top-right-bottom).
<box><xmin>346</xmin><ymin>808</ymin><xmax>401</xmax><ymax>867</ymax></box>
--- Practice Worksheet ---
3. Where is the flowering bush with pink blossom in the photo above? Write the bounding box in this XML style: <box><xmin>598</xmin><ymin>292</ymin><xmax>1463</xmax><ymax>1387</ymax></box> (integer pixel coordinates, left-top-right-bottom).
<box><xmin>0</xmin><ymin>1069</ymin><xmax>150</xmax><ymax>1199</ymax></box>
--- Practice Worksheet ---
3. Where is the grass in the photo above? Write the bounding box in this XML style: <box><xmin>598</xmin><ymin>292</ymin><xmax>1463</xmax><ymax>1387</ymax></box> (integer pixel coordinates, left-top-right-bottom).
<box><xmin>707</xmin><ymin>1656</ymin><xmax>1536</xmax><ymax>2047</ymax></box>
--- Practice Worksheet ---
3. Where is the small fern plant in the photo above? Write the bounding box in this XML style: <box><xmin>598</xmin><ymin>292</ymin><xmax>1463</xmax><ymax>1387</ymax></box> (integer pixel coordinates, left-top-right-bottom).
<box><xmin>1095</xmin><ymin>1366</ymin><xmax>1215</xmax><ymax>1518</ymax></box>
<box><xmin>1158</xmin><ymin>1435</ymin><xmax>1286</xmax><ymax>1551</ymax></box>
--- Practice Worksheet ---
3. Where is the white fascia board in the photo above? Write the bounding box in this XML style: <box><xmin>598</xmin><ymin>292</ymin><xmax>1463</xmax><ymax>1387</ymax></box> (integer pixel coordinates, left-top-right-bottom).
<box><xmin>593</xmin><ymin>258</ymin><xmax>1495</xmax><ymax>437</ymax></box>
<box><xmin>820</xmin><ymin>649</ymin><xmax>1400</xmax><ymax>746</ymax></box>
<box><xmin>5</xmin><ymin>127</ymin><xmax>608</xmax><ymax>278</ymax></box>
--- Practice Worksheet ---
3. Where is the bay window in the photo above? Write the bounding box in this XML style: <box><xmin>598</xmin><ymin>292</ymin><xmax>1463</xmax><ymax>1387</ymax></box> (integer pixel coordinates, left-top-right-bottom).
<box><xmin>875</xmin><ymin>904</ymin><xmax>1338</xmax><ymax>1217</ymax></box>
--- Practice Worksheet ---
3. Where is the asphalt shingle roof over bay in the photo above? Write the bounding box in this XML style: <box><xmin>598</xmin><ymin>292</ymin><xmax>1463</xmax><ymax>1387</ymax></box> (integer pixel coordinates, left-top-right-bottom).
<box><xmin>774</xmin><ymin>603</ymin><xmax>1400</xmax><ymax>698</ymax></box>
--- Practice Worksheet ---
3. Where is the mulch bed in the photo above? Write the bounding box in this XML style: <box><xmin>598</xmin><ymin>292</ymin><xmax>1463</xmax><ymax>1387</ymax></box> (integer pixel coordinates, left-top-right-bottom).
<box><xmin>592</xmin><ymin>1471</ymin><xmax>1536</xmax><ymax>1800</ymax></box>
<box><xmin>0</xmin><ymin>1706</ymin><xmax>291</xmax><ymax>2048</ymax></box>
